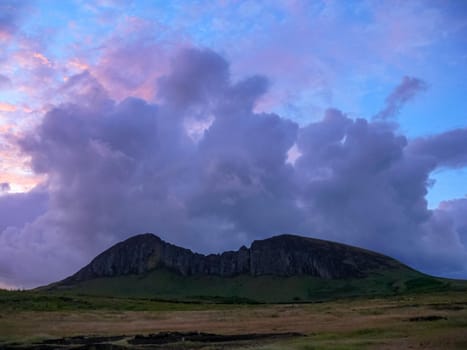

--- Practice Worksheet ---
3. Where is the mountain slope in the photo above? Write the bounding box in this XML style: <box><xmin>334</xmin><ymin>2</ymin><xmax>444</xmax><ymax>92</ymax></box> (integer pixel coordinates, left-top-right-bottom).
<box><xmin>56</xmin><ymin>267</ymin><xmax>453</xmax><ymax>303</ymax></box>
<box><xmin>61</xmin><ymin>233</ymin><xmax>407</xmax><ymax>284</ymax></box>
<box><xmin>44</xmin><ymin>233</ymin><xmax>449</xmax><ymax>302</ymax></box>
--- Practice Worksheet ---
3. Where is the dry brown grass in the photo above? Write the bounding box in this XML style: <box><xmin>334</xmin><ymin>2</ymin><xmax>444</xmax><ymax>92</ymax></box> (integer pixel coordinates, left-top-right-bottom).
<box><xmin>1</xmin><ymin>291</ymin><xmax>467</xmax><ymax>349</ymax></box>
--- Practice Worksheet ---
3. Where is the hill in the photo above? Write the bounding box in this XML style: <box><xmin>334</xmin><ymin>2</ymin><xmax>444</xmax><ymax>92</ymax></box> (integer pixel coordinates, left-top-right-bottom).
<box><xmin>49</xmin><ymin>233</ymin><xmax>452</xmax><ymax>302</ymax></box>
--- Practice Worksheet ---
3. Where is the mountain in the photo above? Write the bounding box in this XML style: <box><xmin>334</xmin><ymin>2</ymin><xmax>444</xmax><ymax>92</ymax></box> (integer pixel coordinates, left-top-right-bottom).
<box><xmin>62</xmin><ymin>233</ymin><xmax>405</xmax><ymax>282</ymax></box>
<box><xmin>52</xmin><ymin>233</ymin><xmax>447</xmax><ymax>302</ymax></box>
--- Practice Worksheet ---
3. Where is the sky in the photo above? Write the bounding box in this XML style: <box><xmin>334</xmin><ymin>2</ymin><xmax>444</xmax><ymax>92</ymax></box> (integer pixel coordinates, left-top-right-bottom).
<box><xmin>0</xmin><ymin>0</ymin><xmax>467</xmax><ymax>289</ymax></box>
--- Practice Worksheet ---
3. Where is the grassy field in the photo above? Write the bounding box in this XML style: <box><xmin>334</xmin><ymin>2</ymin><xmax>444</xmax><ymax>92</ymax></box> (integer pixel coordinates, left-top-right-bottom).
<box><xmin>1</xmin><ymin>288</ymin><xmax>467</xmax><ymax>349</ymax></box>
<box><xmin>47</xmin><ymin>267</ymin><xmax>463</xmax><ymax>303</ymax></box>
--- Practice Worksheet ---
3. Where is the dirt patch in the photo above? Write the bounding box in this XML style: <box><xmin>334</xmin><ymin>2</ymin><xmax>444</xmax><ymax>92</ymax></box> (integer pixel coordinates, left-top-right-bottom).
<box><xmin>40</xmin><ymin>335</ymin><xmax>127</xmax><ymax>345</ymax></box>
<box><xmin>428</xmin><ymin>302</ymin><xmax>466</xmax><ymax>311</ymax></box>
<box><xmin>408</xmin><ymin>315</ymin><xmax>447</xmax><ymax>322</ymax></box>
<box><xmin>129</xmin><ymin>331</ymin><xmax>302</xmax><ymax>345</ymax></box>
<box><xmin>0</xmin><ymin>331</ymin><xmax>303</xmax><ymax>349</ymax></box>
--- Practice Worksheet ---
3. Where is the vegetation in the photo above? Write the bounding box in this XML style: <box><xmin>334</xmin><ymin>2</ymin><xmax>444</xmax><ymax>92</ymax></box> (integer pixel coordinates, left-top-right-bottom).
<box><xmin>1</xmin><ymin>269</ymin><xmax>466</xmax><ymax>348</ymax></box>
<box><xmin>0</xmin><ymin>288</ymin><xmax>231</xmax><ymax>312</ymax></box>
<box><xmin>48</xmin><ymin>267</ymin><xmax>464</xmax><ymax>303</ymax></box>
<box><xmin>1</xmin><ymin>289</ymin><xmax>467</xmax><ymax>349</ymax></box>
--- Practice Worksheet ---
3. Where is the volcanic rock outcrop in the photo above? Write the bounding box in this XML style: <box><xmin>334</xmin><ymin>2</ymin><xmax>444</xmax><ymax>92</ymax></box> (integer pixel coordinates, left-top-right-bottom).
<box><xmin>62</xmin><ymin>233</ymin><xmax>405</xmax><ymax>284</ymax></box>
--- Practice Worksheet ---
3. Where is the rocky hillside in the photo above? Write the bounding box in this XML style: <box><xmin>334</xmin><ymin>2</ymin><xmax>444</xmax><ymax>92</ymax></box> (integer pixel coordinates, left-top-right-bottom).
<box><xmin>60</xmin><ymin>233</ymin><xmax>407</xmax><ymax>284</ymax></box>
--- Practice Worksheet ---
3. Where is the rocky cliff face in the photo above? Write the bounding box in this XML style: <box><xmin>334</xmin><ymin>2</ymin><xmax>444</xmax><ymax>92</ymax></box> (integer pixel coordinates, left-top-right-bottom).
<box><xmin>62</xmin><ymin>233</ymin><xmax>405</xmax><ymax>283</ymax></box>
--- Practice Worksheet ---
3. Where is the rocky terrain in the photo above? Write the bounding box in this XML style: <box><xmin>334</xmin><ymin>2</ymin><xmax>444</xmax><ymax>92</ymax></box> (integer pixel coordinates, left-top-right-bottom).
<box><xmin>61</xmin><ymin>233</ymin><xmax>406</xmax><ymax>284</ymax></box>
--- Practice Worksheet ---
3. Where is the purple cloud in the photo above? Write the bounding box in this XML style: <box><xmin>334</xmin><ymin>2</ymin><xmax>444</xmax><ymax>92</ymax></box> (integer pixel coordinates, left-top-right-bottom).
<box><xmin>374</xmin><ymin>76</ymin><xmax>428</xmax><ymax>120</ymax></box>
<box><xmin>0</xmin><ymin>0</ymin><xmax>28</xmax><ymax>40</ymax></box>
<box><xmin>0</xmin><ymin>186</ymin><xmax>47</xmax><ymax>234</ymax></box>
<box><xmin>0</xmin><ymin>74</ymin><xmax>11</xmax><ymax>89</ymax></box>
<box><xmin>92</xmin><ymin>24</ymin><xmax>172</xmax><ymax>101</ymax></box>
<box><xmin>408</xmin><ymin>128</ymin><xmax>467</xmax><ymax>168</ymax></box>
<box><xmin>1</xmin><ymin>48</ymin><xmax>467</xmax><ymax>288</ymax></box>
<box><xmin>294</xmin><ymin>109</ymin><xmax>467</xmax><ymax>274</ymax></box>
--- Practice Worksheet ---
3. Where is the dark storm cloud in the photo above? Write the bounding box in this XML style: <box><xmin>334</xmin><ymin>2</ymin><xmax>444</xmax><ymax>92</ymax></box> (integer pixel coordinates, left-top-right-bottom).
<box><xmin>1</xmin><ymin>48</ymin><xmax>467</xmax><ymax>287</ymax></box>
<box><xmin>374</xmin><ymin>76</ymin><xmax>427</xmax><ymax>120</ymax></box>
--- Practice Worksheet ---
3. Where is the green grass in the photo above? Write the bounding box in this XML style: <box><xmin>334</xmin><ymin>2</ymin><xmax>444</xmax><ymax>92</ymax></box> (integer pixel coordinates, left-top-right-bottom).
<box><xmin>1</xmin><ymin>287</ymin><xmax>467</xmax><ymax>349</ymax></box>
<box><xmin>0</xmin><ymin>289</ymin><xmax>231</xmax><ymax>312</ymax></box>
<box><xmin>48</xmin><ymin>267</ymin><xmax>464</xmax><ymax>303</ymax></box>
<box><xmin>2</xmin><ymin>267</ymin><xmax>465</xmax><ymax>313</ymax></box>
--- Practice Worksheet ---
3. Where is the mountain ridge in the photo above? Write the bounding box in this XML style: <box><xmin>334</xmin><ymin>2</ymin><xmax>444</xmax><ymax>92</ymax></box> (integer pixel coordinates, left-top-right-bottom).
<box><xmin>61</xmin><ymin>233</ymin><xmax>408</xmax><ymax>285</ymax></box>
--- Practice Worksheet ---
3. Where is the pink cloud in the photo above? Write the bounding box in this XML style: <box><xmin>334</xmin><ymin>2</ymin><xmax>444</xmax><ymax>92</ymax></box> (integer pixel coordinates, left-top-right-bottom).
<box><xmin>374</xmin><ymin>76</ymin><xmax>427</xmax><ymax>120</ymax></box>
<box><xmin>0</xmin><ymin>102</ymin><xmax>16</xmax><ymax>112</ymax></box>
<box><xmin>0</xmin><ymin>280</ymin><xmax>18</xmax><ymax>290</ymax></box>
<box><xmin>72</xmin><ymin>16</ymin><xmax>189</xmax><ymax>102</ymax></box>
<box><xmin>0</xmin><ymin>139</ymin><xmax>46</xmax><ymax>193</ymax></box>
<box><xmin>0</xmin><ymin>31</ymin><xmax>11</xmax><ymax>42</ymax></box>
<box><xmin>66</xmin><ymin>58</ymin><xmax>90</xmax><ymax>72</ymax></box>
<box><xmin>32</xmin><ymin>52</ymin><xmax>52</xmax><ymax>67</ymax></box>
<box><xmin>218</xmin><ymin>0</ymin><xmax>459</xmax><ymax>119</ymax></box>
<box><xmin>93</xmin><ymin>41</ymin><xmax>171</xmax><ymax>101</ymax></box>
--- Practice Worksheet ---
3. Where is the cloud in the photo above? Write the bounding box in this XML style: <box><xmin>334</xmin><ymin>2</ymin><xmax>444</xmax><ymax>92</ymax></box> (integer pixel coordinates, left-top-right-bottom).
<box><xmin>1</xmin><ymin>48</ymin><xmax>467</xmax><ymax>288</ymax></box>
<box><xmin>0</xmin><ymin>186</ymin><xmax>48</xmax><ymax>233</ymax></box>
<box><xmin>0</xmin><ymin>0</ymin><xmax>27</xmax><ymax>40</ymax></box>
<box><xmin>59</xmin><ymin>70</ymin><xmax>112</xmax><ymax>108</ymax></box>
<box><xmin>408</xmin><ymin>128</ymin><xmax>467</xmax><ymax>168</ymax></box>
<box><xmin>0</xmin><ymin>280</ymin><xmax>17</xmax><ymax>290</ymax></box>
<box><xmin>93</xmin><ymin>33</ymin><xmax>171</xmax><ymax>101</ymax></box>
<box><xmin>158</xmin><ymin>48</ymin><xmax>230</xmax><ymax>108</ymax></box>
<box><xmin>374</xmin><ymin>76</ymin><xmax>428</xmax><ymax>120</ymax></box>
<box><xmin>216</xmin><ymin>0</ymin><xmax>452</xmax><ymax>120</ymax></box>
<box><xmin>420</xmin><ymin>197</ymin><xmax>467</xmax><ymax>277</ymax></box>
<box><xmin>0</xmin><ymin>102</ymin><xmax>17</xmax><ymax>112</ymax></box>
<box><xmin>294</xmin><ymin>108</ymin><xmax>467</xmax><ymax>274</ymax></box>
<box><xmin>0</xmin><ymin>74</ymin><xmax>11</xmax><ymax>89</ymax></box>
<box><xmin>0</xmin><ymin>182</ymin><xmax>10</xmax><ymax>192</ymax></box>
